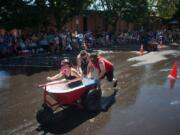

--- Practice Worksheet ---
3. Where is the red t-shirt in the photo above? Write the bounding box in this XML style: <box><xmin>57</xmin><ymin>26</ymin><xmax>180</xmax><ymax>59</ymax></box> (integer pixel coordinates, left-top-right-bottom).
<box><xmin>93</xmin><ymin>56</ymin><xmax>113</xmax><ymax>73</ymax></box>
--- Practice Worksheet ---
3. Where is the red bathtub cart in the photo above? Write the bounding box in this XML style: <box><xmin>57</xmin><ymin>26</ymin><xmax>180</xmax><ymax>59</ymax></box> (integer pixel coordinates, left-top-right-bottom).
<box><xmin>36</xmin><ymin>78</ymin><xmax>101</xmax><ymax>125</ymax></box>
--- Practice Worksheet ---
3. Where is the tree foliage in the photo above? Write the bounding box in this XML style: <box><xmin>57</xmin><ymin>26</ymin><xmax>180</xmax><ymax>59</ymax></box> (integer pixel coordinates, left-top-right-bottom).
<box><xmin>173</xmin><ymin>1</ymin><xmax>180</xmax><ymax>22</ymax></box>
<box><xmin>0</xmin><ymin>0</ymin><xmax>179</xmax><ymax>30</ymax></box>
<box><xmin>0</xmin><ymin>0</ymin><xmax>93</xmax><ymax>29</ymax></box>
<box><xmin>148</xmin><ymin>0</ymin><xmax>179</xmax><ymax>19</ymax></box>
<box><xmin>96</xmin><ymin>0</ymin><xmax>149</xmax><ymax>31</ymax></box>
<box><xmin>157</xmin><ymin>0</ymin><xmax>179</xmax><ymax>19</ymax></box>
<box><xmin>0</xmin><ymin>0</ymin><xmax>31</xmax><ymax>28</ymax></box>
<box><xmin>47</xmin><ymin>0</ymin><xmax>93</xmax><ymax>29</ymax></box>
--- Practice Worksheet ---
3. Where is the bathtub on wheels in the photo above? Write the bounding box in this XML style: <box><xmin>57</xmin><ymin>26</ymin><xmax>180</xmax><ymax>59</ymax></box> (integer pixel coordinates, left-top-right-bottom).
<box><xmin>36</xmin><ymin>78</ymin><xmax>101</xmax><ymax>126</ymax></box>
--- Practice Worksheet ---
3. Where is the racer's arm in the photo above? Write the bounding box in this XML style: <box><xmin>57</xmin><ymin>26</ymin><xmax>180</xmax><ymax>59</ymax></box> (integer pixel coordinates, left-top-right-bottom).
<box><xmin>86</xmin><ymin>61</ymin><xmax>92</xmax><ymax>78</ymax></box>
<box><xmin>98</xmin><ymin>61</ymin><xmax>106</xmax><ymax>80</ymax></box>
<box><xmin>47</xmin><ymin>72</ymin><xmax>63</xmax><ymax>81</ymax></box>
<box><xmin>67</xmin><ymin>69</ymin><xmax>82</xmax><ymax>84</ymax></box>
<box><xmin>77</xmin><ymin>55</ymin><xmax>83</xmax><ymax>74</ymax></box>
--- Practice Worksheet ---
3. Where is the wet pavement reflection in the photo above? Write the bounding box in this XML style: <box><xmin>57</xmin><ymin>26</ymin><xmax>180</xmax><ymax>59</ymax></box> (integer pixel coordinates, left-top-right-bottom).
<box><xmin>0</xmin><ymin>71</ymin><xmax>10</xmax><ymax>90</ymax></box>
<box><xmin>0</xmin><ymin>49</ymin><xmax>180</xmax><ymax>135</ymax></box>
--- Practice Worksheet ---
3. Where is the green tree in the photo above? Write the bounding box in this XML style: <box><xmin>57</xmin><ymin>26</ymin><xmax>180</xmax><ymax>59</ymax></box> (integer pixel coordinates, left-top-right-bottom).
<box><xmin>47</xmin><ymin>0</ymin><xmax>93</xmax><ymax>29</ymax></box>
<box><xmin>157</xmin><ymin>0</ymin><xmax>179</xmax><ymax>19</ymax></box>
<box><xmin>97</xmin><ymin>0</ymin><xmax>149</xmax><ymax>31</ymax></box>
<box><xmin>0</xmin><ymin>0</ymin><xmax>93</xmax><ymax>29</ymax></box>
<box><xmin>173</xmin><ymin>1</ymin><xmax>180</xmax><ymax>21</ymax></box>
<box><xmin>0</xmin><ymin>0</ymin><xmax>40</xmax><ymax>29</ymax></box>
<box><xmin>148</xmin><ymin>0</ymin><xmax>179</xmax><ymax>19</ymax></box>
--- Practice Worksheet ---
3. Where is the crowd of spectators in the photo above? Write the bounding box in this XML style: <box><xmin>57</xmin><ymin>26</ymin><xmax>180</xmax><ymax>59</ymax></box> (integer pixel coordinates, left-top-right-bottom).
<box><xmin>0</xmin><ymin>30</ymin><xmax>96</xmax><ymax>58</ymax></box>
<box><xmin>0</xmin><ymin>28</ymin><xmax>179</xmax><ymax>58</ymax></box>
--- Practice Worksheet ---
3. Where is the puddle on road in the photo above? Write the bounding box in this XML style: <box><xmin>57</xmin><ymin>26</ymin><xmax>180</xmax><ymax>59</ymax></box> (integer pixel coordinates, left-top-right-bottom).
<box><xmin>0</xmin><ymin>71</ymin><xmax>10</xmax><ymax>90</ymax></box>
<box><xmin>128</xmin><ymin>50</ymin><xmax>180</xmax><ymax>67</ymax></box>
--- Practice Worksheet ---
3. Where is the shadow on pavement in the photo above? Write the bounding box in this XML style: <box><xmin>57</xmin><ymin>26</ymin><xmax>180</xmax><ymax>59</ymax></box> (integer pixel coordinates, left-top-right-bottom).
<box><xmin>38</xmin><ymin>107</ymin><xmax>99</xmax><ymax>134</ymax></box>
<box><xmin>37</xmin><ymin>90</ymin><xmax>117</xmax><ymax>135</ymax></box>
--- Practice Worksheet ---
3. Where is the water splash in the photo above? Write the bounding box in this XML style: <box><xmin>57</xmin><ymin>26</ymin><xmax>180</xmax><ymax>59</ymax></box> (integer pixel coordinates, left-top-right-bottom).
<box><xmin>128</xmin><ymin>50</ymin><xmax>180</xmax><ymax>67</ymax></box>
<box><xmin>170</xmin><ymin>100</ymin><xmax>180</xmax><ymax>105</ymax></box>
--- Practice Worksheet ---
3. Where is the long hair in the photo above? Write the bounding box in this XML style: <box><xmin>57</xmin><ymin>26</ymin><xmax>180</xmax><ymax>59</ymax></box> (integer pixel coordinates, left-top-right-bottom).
<box><xmin>90</xmin><ymin>52</ymin><xmax>99</xmax><ymax>63</ymax></box>
<box><xmin>80</xmin><ymin>50</ymin><xmax>88</xmax><ymax>57</ymax></box>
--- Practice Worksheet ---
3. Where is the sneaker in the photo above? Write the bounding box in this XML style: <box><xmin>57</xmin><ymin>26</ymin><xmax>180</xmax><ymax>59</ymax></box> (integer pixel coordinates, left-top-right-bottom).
<box><xmin>36</xmin><ymin>125</ymin><xmax>43</xmax><ymax>132</ymax></box>
<box><xmin>113</xmin><ymin>79</ymin><xmax>118</xmax><ymax>87</ymax></box>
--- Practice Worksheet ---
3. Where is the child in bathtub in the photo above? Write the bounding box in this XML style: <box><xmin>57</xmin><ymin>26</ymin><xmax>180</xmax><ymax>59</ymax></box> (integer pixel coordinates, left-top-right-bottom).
<box><xmin>47</xmin><ymin>59</ymin><xmax>82</xmax><ymax>88</ymax></box>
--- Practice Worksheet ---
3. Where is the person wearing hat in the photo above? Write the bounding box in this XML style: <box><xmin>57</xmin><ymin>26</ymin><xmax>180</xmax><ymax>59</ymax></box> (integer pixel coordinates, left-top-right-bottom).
<box><xmin>77</xmin><ymin>50</ymin><xmax>91</xmax><ymax>75</ymax></box>
<box><xmin>47</xmin><ymin>59</ymin><xmax>82</xmax><ymax>88</ymax></box>
<box><xmin>88</xmin><ymin>52</ymin><xmax>117</xmax><ymax>87</ymax></box>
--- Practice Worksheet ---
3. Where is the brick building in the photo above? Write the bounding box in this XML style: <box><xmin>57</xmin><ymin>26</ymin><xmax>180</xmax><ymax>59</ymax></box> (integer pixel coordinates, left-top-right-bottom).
<box><xmin>63</xmin><ymin>11</ymin><xmax>134</xmax><ymax>33</ymax></box>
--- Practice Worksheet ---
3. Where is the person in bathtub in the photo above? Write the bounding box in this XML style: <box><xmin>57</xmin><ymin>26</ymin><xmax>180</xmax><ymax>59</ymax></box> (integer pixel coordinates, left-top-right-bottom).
<box><xmin>47</xmin><ymin>59</ymin><xmax>82</xmax><ymax>88</ymax></box>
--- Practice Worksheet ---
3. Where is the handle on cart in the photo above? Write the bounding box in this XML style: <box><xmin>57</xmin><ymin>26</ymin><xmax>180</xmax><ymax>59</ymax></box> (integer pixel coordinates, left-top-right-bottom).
<box><xmin>38</xmin><ymin>80</ymin><xmax>67</xmax><ymax>88</ymax></box>
<box><xmin>38</xmin><ymin>84</ymin><xmax>46</xmax><ymax>88</ymax></box>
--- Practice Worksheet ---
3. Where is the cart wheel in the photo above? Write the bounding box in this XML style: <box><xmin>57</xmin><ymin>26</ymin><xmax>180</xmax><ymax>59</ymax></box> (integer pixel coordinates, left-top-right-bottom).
<box><xmin>36</xmin><ymin>104</ymin><xmax>54</xmax><ymax>125</ymax></box>
<box><xmin>83</xmin><ymin>88</ymin><xmax>101</xmax><ymax>112</ymax></box>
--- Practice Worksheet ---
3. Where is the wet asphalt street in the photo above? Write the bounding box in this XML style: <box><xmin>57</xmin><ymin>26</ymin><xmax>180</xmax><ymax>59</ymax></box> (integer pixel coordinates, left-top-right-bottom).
<box><xmin>0</xmin><ymin>47</ymin><xmax>180</xmax><ymax>135</ymax></box>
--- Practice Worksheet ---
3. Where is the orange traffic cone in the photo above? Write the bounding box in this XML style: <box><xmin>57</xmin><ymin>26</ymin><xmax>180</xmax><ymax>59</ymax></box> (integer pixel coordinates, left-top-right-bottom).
<box><xmin>169</xmin><ymin>78</ymin><xmax>176</xmax><ymax>90</ymax></box>
<box><xmin>168</xmin><ymin>62</ymin><xmax>178</xmax><ymax>80</ymax></box>
<box><xmin>140</xmin><ymin>44</ymin><xmax>144</xmax><ymax>55</ymax></box>
<box><xmin>160</xmin><ymin>40</ymin><xmax>163</xmax><ymax>49</ymax></box>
